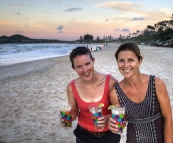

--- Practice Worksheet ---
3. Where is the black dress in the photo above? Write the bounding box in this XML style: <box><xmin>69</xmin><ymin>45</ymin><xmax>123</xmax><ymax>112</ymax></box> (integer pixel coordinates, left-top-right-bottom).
<box><xmin>115</xmin><ymin>75</ymin><xmax>164</xmax><ymax>143</ymax></box>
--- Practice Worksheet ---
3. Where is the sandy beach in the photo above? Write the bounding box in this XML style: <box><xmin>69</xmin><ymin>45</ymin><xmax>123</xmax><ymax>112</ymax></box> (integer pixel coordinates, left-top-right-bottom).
<box><xmin>0</xmin><ymin>43</ymin><xmax>173</xmax><ymax>143</ymax></box>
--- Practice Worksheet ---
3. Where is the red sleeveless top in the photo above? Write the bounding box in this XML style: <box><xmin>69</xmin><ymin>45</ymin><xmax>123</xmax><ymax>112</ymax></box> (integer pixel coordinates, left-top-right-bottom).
<box><xmin>70</xmin><ymin>74</ymin><xmax>111</xmax><ymax>132</ymax></box>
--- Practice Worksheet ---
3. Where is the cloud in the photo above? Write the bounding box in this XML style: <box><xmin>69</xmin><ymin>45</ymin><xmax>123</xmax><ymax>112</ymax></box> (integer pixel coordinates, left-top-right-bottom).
<box><xmin>121</xmin><ymin>28</ymin><xmax>130</xmax><ymax>32</ymax></box>
<box><xmin>95</xmin><ymin>1</ymin><xmax>172</xmax><ymax>22</ymax></box>
<box><xmin>145</xmin><ymin>9</ymin><xmax>172</xmax><ymax>21</ymax></box>
<box><xmin>0</xmin><ymin>21</ymin><xmax>13</xmax><ymax>26</ymax></box>
<box><xmin>57</xmin><ymin>25</ymin><xmax>64</xmax><ymax>30</ymax></box>
<box><xmin>114</xmin><ymin>28</ymin><xmax>120</xmax><ymax>31</ymax></box>
<box><xmin>44</xmin><ymin>11</ymin><xmax>52</xmax><ymax>13</ymax></box>
<box><xmin>114</xmin><ymin>28</ymin><xmax>129</xmax><ymax>32</ymax></box>
<box><xmin>16</xmin><ymin>12</ymin><xmax>20</xmax><ymax>15</ymax></box>
<box><xmin>95</xmin><ymin>1</ymin><xmax>142</xmax><ymax>12</ymax></box>
<box><xmin>16</xmin><ymin>31</ymin><xmax>22</xmax><ymax>33</ymax></box>
<box><xmin>64</xmin><ymin>7</ymin><xmax>82</xmax><ymax>12</ymax></box>
<box><xmin>57</xmin><ymin>25</ymin><xmax>64</xmax><ymax>33</ymax></box>
<box><xmin>132</xmin><ymin>17</ymin><xmax>144</xmax><ymax>21</ymax></box>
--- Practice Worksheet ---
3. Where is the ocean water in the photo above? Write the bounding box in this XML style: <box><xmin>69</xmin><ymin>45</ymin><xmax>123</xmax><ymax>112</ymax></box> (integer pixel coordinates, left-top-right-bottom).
<box><xmin>0</xmin><ymin>43</ymin><xmax>87</xmax><ymax>66</ymax></box>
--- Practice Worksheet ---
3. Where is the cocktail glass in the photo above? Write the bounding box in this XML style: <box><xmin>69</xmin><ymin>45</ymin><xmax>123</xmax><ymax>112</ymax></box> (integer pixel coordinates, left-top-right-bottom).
<box><xmin>111</xmin><ymin>106</ymin><xmax>126</xmax><ymax>134</ymax></box>
<box><xmin>60</xmin><ymin>104</ymin><xmax>72</xmax><ymax>128</ymax></box>
<box><xmin>88</xmin><ymin>103</ymin><xmax>103</xmax><ymax>131</ymax></box>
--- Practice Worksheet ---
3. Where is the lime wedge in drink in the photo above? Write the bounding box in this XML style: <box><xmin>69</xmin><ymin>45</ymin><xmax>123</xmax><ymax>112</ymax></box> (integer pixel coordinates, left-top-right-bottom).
<box><xmin>108</xmin><ymin>105</ymin><xmax>116</xmax><ymax>110</ymax></box>
<box><xmin>98</xmin><ymin>103</ymin><xmax>104</xmax><ymax>107</ymax></box>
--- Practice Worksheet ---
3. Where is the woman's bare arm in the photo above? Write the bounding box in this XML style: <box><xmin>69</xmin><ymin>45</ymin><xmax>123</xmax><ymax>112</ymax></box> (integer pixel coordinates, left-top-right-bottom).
<box><xmin>67</xmin><ymin>83</ymin><xmax>79</xmax><ymax>121</ymax></box>
<box><xmin>155</xmin><ymin>77</ymin><xmax>172</xmax><ymax>143</ymax></box>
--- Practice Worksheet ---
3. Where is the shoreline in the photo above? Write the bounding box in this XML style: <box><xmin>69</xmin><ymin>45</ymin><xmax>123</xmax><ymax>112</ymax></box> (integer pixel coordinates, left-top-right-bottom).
<box><xmin>0</xmin><ymin>43</ymin><xmax>173</xmax><ymax>143</ymax></box>
<box><xmin>0</xmin><ymin>56</ymin><xmax>67</xmax><ymax>81</ymax></box>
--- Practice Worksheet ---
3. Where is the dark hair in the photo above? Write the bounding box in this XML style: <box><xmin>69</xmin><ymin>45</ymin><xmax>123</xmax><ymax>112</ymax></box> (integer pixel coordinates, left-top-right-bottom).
<box><xmin>115</xmin><ymin>42</ymin><xmax>142</xmax><ymax>61</ymax></box>
<box><xmin>69</xmin><ymin>47</ymin><xmax>94</xmax><ymax>68</ymax></box>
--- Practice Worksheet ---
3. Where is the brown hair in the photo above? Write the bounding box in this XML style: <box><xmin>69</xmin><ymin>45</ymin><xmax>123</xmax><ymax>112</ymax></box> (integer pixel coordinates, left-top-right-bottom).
<box><xmin>69</xmin><ymin>47</ymin><xmax>94</xmax><ymax>68</ymax></box>
<box><xmin>115</xmin><ymin>42</ymin><xmax>142</xmax><ymax>61</ymax></box>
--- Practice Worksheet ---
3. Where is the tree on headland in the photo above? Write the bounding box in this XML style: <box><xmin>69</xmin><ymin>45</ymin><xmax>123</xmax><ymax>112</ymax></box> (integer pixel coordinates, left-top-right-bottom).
<box><xmin>80</xmin><ymin>36</ymin><xmax>83</xmax><ymax>42</ymax></box>
<box><xmin>96</xmin><ymin>36</ymin><xmax>101</xmax><ymax>42</ymax></box>
<box><xmin>136</xmin><ymin>30</ymin><xmax>139</xmax><ymax>36</ymax></box>
<box><xmin>102</xmin><ymin>35</ymin><xmax>114</xmax><ymax>41</ymax></box>
<box><xmin>129</xmin><ymin>33</ymin><xmax>131</xmax><ymax>38</ymax></box>
<box><xmin>117</xmin><ymin>14</ymin><xmax>173</xmax><ymax>47</ymax></box>
<box><xmin>133</xmin><ymin>32</ymin><xmax>136</xmax><ymax>37</ymax></box>
<box><xmin>119</xmin><ymin>34</ymin><xmax>122</xmax><ymax>39</ymax></box>
<box><xmin>169</xmin><ymin>20</ymin><xmax>173</xmax><ymax>29</ymax></box>
<box><xmin>146</xmin><ymin>25</ymin><xmax>155</xmax><ymax>36</ymax></box>
<box><xmin>147</xmin><ymin>25</ymin><xmax>155</xmax><ymax>31</ymax></box>
<box><xmin>0</xmin><ymin>34</ymin><xmax>60</xmax><ymax>43</ymax></box>
<box><xmin>84</xmin><ymin>34</ymin><xmax>94</xmax><ymax>43</ymax></box>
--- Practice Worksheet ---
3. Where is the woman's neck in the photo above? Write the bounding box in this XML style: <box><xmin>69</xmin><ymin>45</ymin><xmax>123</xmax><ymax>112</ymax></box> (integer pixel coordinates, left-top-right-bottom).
<box><xmin>80</xmin><ymin>71</ymin><xmax>99</xmax><ymax>85</ymax></box>
<box><xmin>124</xmin><ymin>73</ymin><xmax>143</xmax><ymax>88</ymax></box>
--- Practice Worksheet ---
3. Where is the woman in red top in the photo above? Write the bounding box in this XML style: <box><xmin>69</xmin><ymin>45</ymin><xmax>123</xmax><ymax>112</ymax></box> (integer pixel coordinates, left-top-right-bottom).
<box><xmin>65</xmin><ymin>47</ymin><xmax>120</xmax><ymax>143</ymax></box>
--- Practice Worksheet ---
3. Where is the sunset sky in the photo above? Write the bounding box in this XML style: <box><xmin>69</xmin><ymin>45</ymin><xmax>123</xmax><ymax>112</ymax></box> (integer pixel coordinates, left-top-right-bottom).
<box><xmin>0</xmin><ymin>0</ymin><xmax>173</xmax><ymax>41</ymax></box>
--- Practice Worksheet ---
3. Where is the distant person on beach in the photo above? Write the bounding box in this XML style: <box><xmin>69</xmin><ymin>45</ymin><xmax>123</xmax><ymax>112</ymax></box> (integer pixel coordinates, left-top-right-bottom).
<box><xmin>108</xmin><ymin>42</ymin><xmax>172</xmax><ymax>142</ymax></box>
<box><xmin>63</xmin><ymin>47</ymin><xmax>120</xmax><ymax>143</ymax></box>
<box><xmin>96</xmin><ymin>46</ymin><xmax>98</xmax><ymax>51</ymax></box>
<box><xmin>98</xmin><ymin>47</ymin><xmax>102</xmax><ymax>50</ymax></box>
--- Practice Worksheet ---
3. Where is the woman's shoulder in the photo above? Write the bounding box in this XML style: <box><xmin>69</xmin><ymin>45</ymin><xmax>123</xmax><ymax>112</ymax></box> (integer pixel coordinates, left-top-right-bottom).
<box><xmin>142</xmin><ymin>74</ymin><xmax>166</xmax><ymax>89</ymax></box>
<box><xmin>153</xmin><ymin>76</ymin><xmax>168</xmax><ymax>100</ymax></box>
<box><xmin>109</xmin><ymin>75</ymin><xmax>118</xmax><ymax>84</ymax></box>
<box><xmin>98</xmin><ymin>73</ymin><xmax>117</xmax><ymax>80</ymax></box>
<box><xmin>105</xmin><ymin>74</ymin><xmax>118</xmax><ymax>89</ymax></box>
<box><xmin>67</xmin><ymin>77</ymin><xmax>79</xmax><ymax>88</ymax></box>
<box><xmin>142</xmin><ymin>74</ymin><xmax>165</xmax><ymax>85</ymax></box>
<box><xmin>153</xmin><ymin>76</ymin><xmax>165</xmax><ymax>87</ymax></box>
<box><xmin>98</xmin><ymin>73</ymin><xmax>118</xmax><ymax>83</ymax></box>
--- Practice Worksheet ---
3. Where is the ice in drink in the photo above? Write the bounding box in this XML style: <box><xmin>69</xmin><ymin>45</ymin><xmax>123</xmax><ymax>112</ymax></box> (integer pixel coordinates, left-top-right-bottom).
<box><xmin>89</xmin><ymin>103</ymin><xmax>104</xmax><ymax>130</ymax></box>
<box><xmin>60</xmin><ymin>105</ymin><xmax>72</xmax><ymax>128</ymax></box>
<box><xmin>109</xmin><ymin>105</ymin><xmax>126</xmax><ymax>134</ymax></box>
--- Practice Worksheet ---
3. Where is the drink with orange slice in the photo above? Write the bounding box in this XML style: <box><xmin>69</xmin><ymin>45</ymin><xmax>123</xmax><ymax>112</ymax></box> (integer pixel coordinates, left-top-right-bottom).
<box><xmin>88</xmin><ymin>103</ymin><xmax>104</xmax><ymax>130</ymax></box>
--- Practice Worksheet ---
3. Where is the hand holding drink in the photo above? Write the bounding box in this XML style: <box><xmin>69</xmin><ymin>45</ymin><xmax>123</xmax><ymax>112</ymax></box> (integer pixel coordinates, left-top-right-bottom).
<box><xmin>89</xmin><ymin>103</ymin><xmax>104</xmax><ymax>131</ymax></box>
<box><xmin>108</xmin><ymin>105</ymin><xmax>126</xmax><ymax>134</ymax></box>
<box><xmin>60</xmin><ymin>104</ymin><xmax>72</xmax><ymax>128</ymax></box>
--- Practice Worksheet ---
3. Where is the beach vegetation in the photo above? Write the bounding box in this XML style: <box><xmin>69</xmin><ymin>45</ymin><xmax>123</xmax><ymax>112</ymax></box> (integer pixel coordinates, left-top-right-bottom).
<box><xmin>115</xmin><ymin>14</ymin><xmax>173</xmax><ymax>48</ymax></box>
<box><xmin>0</xmin><ymin>34</ymin><xmax>61</xmax><ymax>44</ymax></box>
<box><xmin>80</xmin><ymin>36</ymin><xmax>83</xmax><ymax>43</ymax></box>
<box><xmin>83</xmin><ymin>34</ymin><xmax>94</xmax><ymax>43</ymax></box>
<box><xmin>96</xmin><ymin>36</ymin><xmax>101</xmax><ymax>42</ymax></box>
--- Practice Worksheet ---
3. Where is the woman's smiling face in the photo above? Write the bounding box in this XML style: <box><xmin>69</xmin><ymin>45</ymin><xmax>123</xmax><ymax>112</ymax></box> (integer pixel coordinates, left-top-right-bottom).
<box><xmin>73</xmin><ymin>54</ymin><xmax>95</xmax><ymax>81</ymax></box>
<box><xmin>117</xmin><ymin>50</ymin><xmax>141</xmax><ymax>78</ymax></box>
